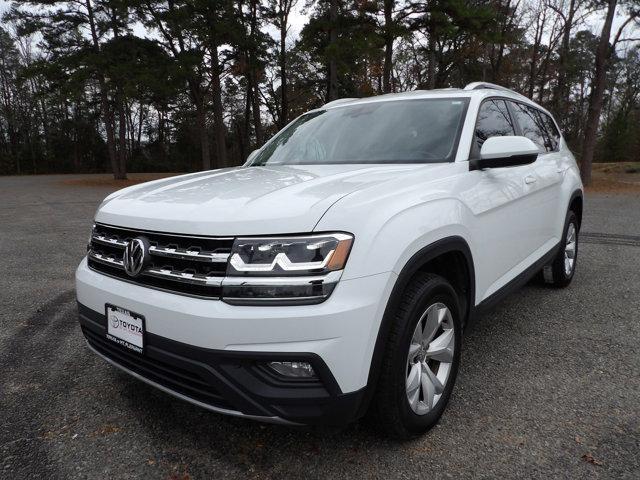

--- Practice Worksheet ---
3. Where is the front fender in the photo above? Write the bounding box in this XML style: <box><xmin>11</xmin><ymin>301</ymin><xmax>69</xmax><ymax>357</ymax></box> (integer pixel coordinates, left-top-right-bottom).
<box><xmin>316</xmin><ymin>195</ymin><xmax>476</xmax><ymax>282</ymax></box>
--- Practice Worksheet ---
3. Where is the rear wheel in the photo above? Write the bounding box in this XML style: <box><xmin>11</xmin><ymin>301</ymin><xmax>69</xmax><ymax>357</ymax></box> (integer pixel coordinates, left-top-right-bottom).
<box><xmin>543</xmin><ymin>210</ymin><xmax>579</xmax><ymax>288</ymax></box>
<box><xmin>370</xmin><ymin>273</ymin><xmax>462</xmax><ymax>439</ymax></box>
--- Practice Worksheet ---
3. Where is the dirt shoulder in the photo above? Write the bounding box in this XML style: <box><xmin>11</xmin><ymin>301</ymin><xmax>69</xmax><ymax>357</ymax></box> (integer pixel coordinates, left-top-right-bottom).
<box><xmin>588</xmin><ymin>162</ymin><xmax>640</xmax><ymax>194</ymax></box>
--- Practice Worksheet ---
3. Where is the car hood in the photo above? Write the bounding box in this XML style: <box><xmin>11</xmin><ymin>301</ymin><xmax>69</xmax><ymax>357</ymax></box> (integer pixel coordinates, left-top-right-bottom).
<box><xmin>96</xmin><ymin>164</ymin><xmax>451</xmax><ymax>235</ymax></box>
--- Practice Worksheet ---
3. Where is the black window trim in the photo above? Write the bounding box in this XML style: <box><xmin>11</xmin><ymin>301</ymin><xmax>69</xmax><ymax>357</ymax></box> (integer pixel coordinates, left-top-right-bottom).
<box><xmin>505</xmin><ymin>99</ymin><xmax>561</xmax><ymax>154</ymax></box>
<box><xmin>468</xmin><ymin>96</ymin><xmax>519</xmax><ymax>159</ymax></box>
<box><xmin>536</xmin><ymin>108</ymin><xmax>562</xmax><ymax>152</ymax></box>
<box><xmin>467</xmin><ymin>95</ymin><xmax>563</xmax><ymax>160</ymax></box>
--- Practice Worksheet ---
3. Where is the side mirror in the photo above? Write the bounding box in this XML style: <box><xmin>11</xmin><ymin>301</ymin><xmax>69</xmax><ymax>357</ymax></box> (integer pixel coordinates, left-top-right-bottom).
<box><xmin>470</xmin><ymin>136</ymin><xmax>539</xmax><ymax>171</ymax></box>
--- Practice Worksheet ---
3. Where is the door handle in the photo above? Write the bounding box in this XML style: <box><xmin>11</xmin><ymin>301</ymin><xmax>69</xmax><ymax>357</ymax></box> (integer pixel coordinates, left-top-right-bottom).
<box><xmin>524</xmin><ymin>175</ymin><xmax>537</xmax><ymax>184</ymax></box>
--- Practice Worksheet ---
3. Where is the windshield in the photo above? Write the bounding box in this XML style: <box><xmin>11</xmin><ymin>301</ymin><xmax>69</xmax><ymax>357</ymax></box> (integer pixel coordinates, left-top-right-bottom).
<box><xmin>249</xmin><ymin>98</ymin><xmax>469</xmax><ymax>166</ymax></box>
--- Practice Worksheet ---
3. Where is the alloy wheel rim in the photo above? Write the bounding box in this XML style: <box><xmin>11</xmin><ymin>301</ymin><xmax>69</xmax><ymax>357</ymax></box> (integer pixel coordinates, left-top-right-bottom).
<box><xmin>405</xmin><ymin>302</ymin><xmax>455</xmax><ymax>415</ymax></box>
<box><xmin>564</xmin><ymin>223</ymin><xmax>577</xmax><ymax>276</ymax></box>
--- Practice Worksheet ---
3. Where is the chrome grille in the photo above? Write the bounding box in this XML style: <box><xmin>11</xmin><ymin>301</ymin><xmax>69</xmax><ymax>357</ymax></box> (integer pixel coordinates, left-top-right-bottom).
<box><xmin>87</xmin><ymin>223</ymin><xmax>233</xmax><ymax>298</ymax></box>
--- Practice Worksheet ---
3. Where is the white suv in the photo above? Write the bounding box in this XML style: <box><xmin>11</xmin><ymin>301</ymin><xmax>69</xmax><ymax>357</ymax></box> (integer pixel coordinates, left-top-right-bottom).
<box><xmin>76</xmin><ymin>82</ymin><xmax>583</xmax><ymax>438</ymax></box>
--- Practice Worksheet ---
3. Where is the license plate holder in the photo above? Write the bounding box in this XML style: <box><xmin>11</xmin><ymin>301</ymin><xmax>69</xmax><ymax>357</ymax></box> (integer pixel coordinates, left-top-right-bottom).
<box><xmin>105</xmin><ymin>304</ymin><xmax>145</xmax><ymax>354</ymax></box>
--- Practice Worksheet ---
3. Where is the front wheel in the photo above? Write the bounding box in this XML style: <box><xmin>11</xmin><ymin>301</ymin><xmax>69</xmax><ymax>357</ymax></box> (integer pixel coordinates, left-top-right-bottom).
<box><xmin>370</xmin><ymin>273</ymin><xmax>462</xmax><ymax>439</ymax></box>
<box><xmin>543</xmin><ymin>210</ymin><xmax>579</xmax><ymax>288</ymax></box>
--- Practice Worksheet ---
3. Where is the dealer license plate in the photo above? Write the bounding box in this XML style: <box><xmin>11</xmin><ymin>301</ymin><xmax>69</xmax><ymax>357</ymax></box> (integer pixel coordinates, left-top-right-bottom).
<box><xmin>106</xmin><ymin>304</ymin><xmax>145</xmax><ymax>354</ymax></box>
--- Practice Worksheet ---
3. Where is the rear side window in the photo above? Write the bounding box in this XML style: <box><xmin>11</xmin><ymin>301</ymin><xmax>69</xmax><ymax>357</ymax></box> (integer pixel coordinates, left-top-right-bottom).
<box><xmin>474</xmin><ymin>100</ymin><xmax>516</xmax><ymax>150</ymax></box>
<box><xmin>510</xmin><ymin>102</ymin><xmax>550</xmax><ymax>153</ymax></box>
<box><xmin>539</xmin><ymin>112</ymin><xmax>561</xmax><ymax>151</ymax></box>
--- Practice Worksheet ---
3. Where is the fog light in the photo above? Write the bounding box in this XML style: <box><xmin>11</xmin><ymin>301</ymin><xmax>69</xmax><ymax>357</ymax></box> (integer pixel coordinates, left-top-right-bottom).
<box><xmin>268</xmin><ymin>361</ymin><xmax>316</xmax><ymax>378</ymax></box>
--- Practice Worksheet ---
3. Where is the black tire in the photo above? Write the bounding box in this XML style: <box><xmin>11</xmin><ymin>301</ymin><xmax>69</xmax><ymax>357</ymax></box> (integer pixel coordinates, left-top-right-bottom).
<box><xmin>369</xmin><ymin>273</ymin><xmax>462</xmax><ymax>440</ymax></box>
<box><xmin>543</xmin><ymin>210</ymin><xmax>579</xmax><ymax>288</ymax></box>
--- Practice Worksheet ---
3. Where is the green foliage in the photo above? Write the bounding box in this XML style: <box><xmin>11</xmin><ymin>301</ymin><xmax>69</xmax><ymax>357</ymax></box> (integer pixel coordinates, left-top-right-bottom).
<box><xmin>100</xmin><ymin>35</ymin><xmax>182</xmax><ymax>105</ymax></box>
<box><xmin>299</xmin><ymin>0</ymin><xmax>384</xmax><ymax>98</ymax></box>
<box><xmin>596</xmin><ymin>45</ymin><xmax>640</xmax><ymax>163</ymax></box>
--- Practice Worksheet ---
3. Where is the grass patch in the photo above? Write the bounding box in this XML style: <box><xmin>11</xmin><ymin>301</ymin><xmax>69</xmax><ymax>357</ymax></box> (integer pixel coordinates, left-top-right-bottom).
<box><xmin>590</xmin><ymin>162</ymin><xmax>640</xmax><ymax>194</ymax></box>
<box><xmin>592</xmin><ymin>162</ymin><xmax>640</xmax><ymax>174</ymax></box>
<box><xmin>586</xmin><ymin>178</ymin><xmax>640</xmax><ymax>194</ymax></box>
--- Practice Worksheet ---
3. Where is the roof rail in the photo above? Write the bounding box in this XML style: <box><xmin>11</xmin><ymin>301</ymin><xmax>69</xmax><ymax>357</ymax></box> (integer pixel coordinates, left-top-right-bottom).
<box><xmin>464</xmin><ymin>82</ymin><xmax>527</xmax><ymax>98</ymax></box>
<box><xmin>323</xmin><ymin>98</ymin><xmax>358</xmax><ymax>108</ymax></box>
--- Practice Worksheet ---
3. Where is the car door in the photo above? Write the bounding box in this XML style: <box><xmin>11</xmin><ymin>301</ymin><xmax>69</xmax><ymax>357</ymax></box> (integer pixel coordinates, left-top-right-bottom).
<box><xmin>508</xmin><ymin>102</ymin><xmax>564</xmax><ymax>254</ymax></box>
<box><xmin>457</xmin><ymin>98</ymin><xmax>542</xmax><ymax>301</ymax></box>
<box><xmin>536</xmin><ymin>110</ymin><xmax>567</xmax><ymax>241</ymax></box>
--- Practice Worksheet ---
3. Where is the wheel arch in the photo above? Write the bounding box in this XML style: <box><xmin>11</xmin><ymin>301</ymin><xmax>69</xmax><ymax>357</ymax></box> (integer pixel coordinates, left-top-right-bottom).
<box><xmin>357</xmin><ymin>236</ymin><xmax>475</xmax><ymax>418</ymax></box>
<box><xmin>569</xmin><ymin>189</ymin><xmax>583</xmax><ymax>229</ymax></box>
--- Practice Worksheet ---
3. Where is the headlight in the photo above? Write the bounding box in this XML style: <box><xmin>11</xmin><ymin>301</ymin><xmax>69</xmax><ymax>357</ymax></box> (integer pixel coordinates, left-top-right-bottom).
<box><xmin>221</xmin><ymin>233</ymin><xmax>353</xmax><ymax>305</ymax></box>
<box><xmin>227</xmin><ymin>233</ymin><xmax>353</xmax><ymax>276</ymax></box>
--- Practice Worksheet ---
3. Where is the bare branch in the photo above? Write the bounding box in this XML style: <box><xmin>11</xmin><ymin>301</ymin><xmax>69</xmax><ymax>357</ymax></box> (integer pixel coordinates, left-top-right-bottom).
<box><xmin>612</xmin><ymin>12</ymin><xmax>639</xmax><ymax>47</ymax></box>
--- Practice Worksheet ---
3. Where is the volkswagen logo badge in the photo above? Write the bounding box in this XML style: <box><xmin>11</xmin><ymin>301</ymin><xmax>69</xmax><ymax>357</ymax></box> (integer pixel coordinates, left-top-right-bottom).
<box><xmin>123</xmin><ymin>237</ymin><xmax>149</xmax><ymax>277</ymax></box>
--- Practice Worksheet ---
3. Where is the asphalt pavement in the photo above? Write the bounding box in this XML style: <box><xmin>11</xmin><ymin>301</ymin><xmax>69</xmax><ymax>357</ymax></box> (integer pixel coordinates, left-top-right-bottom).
<box><xmin>1</xmin><ymin>174</ymin><xmax>639</xmax><ymax>479</ymax></box>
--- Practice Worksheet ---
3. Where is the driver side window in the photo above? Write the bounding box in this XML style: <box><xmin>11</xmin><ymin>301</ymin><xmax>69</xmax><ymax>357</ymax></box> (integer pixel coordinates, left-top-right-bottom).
<box><xmin>474</xmin><ymin>99</ymin><xmax>516</xmax><ymax>153</ymax></box>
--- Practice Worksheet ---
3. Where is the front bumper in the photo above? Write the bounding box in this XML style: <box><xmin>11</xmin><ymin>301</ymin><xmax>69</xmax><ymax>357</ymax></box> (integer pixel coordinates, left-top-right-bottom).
<box><xmin>79</xmin><ymin>304</ymin><xmax>365</xmax><ymax>425</ymax></box>
<box><xmin>76</xmin><ymin>258</ymin><xmax>395</xmax><ymax>425</ymax></box>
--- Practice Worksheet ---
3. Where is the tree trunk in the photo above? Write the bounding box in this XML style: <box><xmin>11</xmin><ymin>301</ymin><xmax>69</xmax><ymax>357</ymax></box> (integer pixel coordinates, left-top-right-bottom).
<box><xmin>527</xmin><ymin>8</ymin><xmax>545</xmax><ymax>99</ymax></box>
<box><xmin>491</xmin><ymin>0</ymin><xmax>512</xmax><ymax>84</ymax></box>
<box><xmin>85</xmin><ymin>0</ymin><xmax>122</xmax><ymax>179</ymax></box>
<box><xmin>248</xmin><ymin>0</ymin><xmax>264</xmax><ymax>147</ymax></box>
<box><xmin>235</xmin><ymin>120</ymin><xmax>246</xmax><ymax>163</ymax></box>
<box><xmin>579</xmin><ymin>0</ymin><xmax>617</xmax><ymax>186</ymax></box>
<box><xmin>195</xmin><ymin>100</ymin><xmax>211</xmax><ymax>170</ymax></box>
<box><xmin>100</xmin><ymin>84</ymin><xmax>121</xmax><ymax>178</ymax></box>
<box><xmin>279</xmin><ymin>7</ymin><xmax>288</xmax><ymax>127</ymax></box>
<box><xmin>149</xmin><ymin>1</ymin><xmax>212</xmax><ymax>172</ymax></box>
<box><xmin>117</xmin><ymin>96</ymin><xmax>127</xmax><ymax>179</ymax></box>
<box><xmin>72</xmin><ymin>106</ymin><xmax>81</xmax><ymax>171</ymax></box>
<box><xmin>426</xmin><ymin>34</ymin><xmax>436</xmax><ymax>90</ymax></box>
<box><xmin>327</xmin><ymin>0</ymin><xmax>338</xmax><ymax>101</ymax></box>
<box><xmin>251</xmin><ymin>76</ymin><xmax>264</xmax><ymax>147</ymax></box>
<box><xmin>552</xmin><ymin>0</ymin><xmax>577</xmax><ymax>129</ymax></box>
<box><xmin>157</xmin><ymin>109</ymin><xmax>166</xmax><ymax>165</ymax></box>
<box><xmin>382</xmin><ymin>0</ymin><xmax>394</xmax><ymax>93</ymax></box>
<box><xmin>244</xmin><ymin>82</ymin><xmax>252</xmax><ymax>148</ymax></box>
<box><xmin>537</xmin><ymin>41</ymin><xmax>554</xmax><ymax>104</ymax></box>
<box><xmin>186</xmin><ymin>81</ymin><xmax>211</xmax><ymax>171</ymax></box>
<box><xmin>211</xmin><ymin>44</ymin><xmax>227</xmax><ymax>168</ymax></box>
<box><xmin>137</xmin><ymin>105</ymin><xmax>144</xmax><ymax>150</ymax></box>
